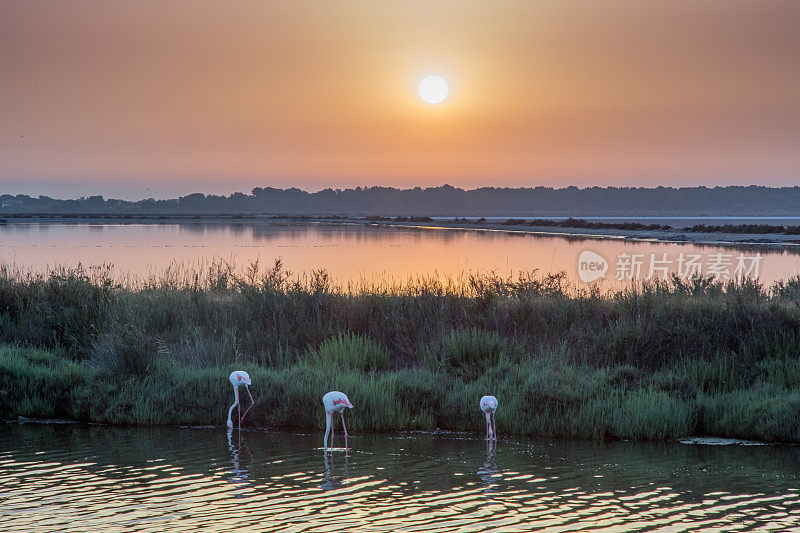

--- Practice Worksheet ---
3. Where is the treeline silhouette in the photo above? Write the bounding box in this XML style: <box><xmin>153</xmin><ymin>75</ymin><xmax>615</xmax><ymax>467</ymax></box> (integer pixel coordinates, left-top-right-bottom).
<box><xmin>2</xmin><ymin>185</ymin><xmax>800</xmax><ymax>216</ymax></box>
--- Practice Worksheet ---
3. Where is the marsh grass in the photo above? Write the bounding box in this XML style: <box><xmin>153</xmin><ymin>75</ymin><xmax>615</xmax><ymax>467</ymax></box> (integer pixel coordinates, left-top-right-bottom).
<box><xmin>304</xmin><ymin>333</ymin><xmax>390</xmax><ymax>372</ymax></box>
<box><xmin>424</xmin><ymin>328</ymin><xmax>522</xmax><ymax>379</ymax></box>
<box><xmin>2</xmin><ymin>260</ymin><xmax>800</xmax><ymax>441</ymax></box>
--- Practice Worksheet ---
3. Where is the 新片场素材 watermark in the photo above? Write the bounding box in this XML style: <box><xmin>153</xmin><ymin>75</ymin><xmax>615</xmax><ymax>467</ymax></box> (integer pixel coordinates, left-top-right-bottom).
<box><xmin>577</xmin><ymin>250</ymin><xmax>762</xmax><ymax>282</ymax></box>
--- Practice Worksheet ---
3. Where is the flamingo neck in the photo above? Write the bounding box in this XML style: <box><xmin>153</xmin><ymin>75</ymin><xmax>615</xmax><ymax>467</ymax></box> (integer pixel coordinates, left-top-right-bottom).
<box><xmin>227</xmin><ymin>386</ymin><xmax>240</xmax><ymax>427</ymax></box>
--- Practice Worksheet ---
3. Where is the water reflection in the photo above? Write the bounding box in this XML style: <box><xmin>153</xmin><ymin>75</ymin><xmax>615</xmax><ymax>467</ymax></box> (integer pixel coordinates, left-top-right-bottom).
<box><xmin>478</xmin><ymin>440</ymin><xmax>500</xmax><ymax>494</ymax></box>
<box><xmin>3</xmin><ymin>424</ymin><xmax>800</xmax><ymax>531</ymax></box>
<box><xmin>2</xmin><ymin>221</ymin><xmax>800</xmax><ymax>287</ymax></box>
<box><xmin>321</xmin><ymin>447</ymin><xmax>350</xmax><ymax>491</ymax></box>
<box><xmin>226</xmin><ymin>428</ymin><xmax>253</xmax><ymax>486</ymax></box>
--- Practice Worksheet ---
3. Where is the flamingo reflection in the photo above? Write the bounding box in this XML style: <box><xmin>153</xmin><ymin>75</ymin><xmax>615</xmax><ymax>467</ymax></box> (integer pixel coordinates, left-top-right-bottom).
<box><xmin>321</xmin><ymin>446</ymin><xmax>350</xmax><ymax>491</ymax></box>
<box><xmin>478</xmin><ymin>439</ymin><xmax>500</xmax><ymax>493</ymax></box>
<box><xmin>227</xmin><ymin>428</ymin><xmax>254</xmax><ymax>485</ymax></box>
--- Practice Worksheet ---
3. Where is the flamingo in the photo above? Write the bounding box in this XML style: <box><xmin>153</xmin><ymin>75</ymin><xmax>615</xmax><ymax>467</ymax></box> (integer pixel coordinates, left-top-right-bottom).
<box><xmin>322</xmin><ymin>391</ymin><xmax>353</xmax><ymax>451</ymax></box>
<box><xmin>227</xmin><ymin>370</ymin><xmax>255</xmax><ymax>430</ymax></box>
<box><xmin>480</xmin><ymin>395</ymin><xmax>498</xmax><ymax>440</ymax></box>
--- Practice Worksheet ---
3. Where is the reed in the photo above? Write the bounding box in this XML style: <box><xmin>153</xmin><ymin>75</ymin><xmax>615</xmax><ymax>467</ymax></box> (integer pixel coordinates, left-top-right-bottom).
<box><xmin>2</xmin><ymin>260</ymin><xmax>800</xmax><ymax>441</ymax></box>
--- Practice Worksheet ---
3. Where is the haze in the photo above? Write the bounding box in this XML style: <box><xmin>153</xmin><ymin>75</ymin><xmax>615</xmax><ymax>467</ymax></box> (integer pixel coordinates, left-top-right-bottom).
<box><xmin>2</xmin><ymin>1</ymin><xmax>799</xmax><ymax>199</ymax></box>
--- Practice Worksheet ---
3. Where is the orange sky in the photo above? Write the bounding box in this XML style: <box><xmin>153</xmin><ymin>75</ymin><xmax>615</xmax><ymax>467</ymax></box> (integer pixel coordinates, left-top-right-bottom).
<box><xmin>2</xmin><ymin>1</ymin><xmax>799</xmax><ymax>198</ymax></box>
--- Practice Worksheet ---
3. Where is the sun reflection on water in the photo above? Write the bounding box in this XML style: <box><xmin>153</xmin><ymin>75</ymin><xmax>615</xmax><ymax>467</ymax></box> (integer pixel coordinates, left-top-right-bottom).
<box><xmin>2</xmin><ymin>424</ymin><xmax>800</xmax><ymax>531</ymax></box>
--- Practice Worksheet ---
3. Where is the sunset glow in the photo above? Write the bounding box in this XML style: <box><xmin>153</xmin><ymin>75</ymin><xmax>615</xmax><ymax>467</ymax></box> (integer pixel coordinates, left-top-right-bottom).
<box><xmin>1</xmin><ymin>1</ymin><xmax>799</xmax><ymax>197</ymax></box>
<box><xmin>5</xmin><ymin>3</ymin><xmax>800</xmax><ymax>530</ymax></box>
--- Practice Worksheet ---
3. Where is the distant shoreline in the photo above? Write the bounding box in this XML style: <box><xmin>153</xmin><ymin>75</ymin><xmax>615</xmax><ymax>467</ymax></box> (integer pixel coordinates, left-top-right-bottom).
<box><xmin>356</xmin><ymin>217</ymin><xmax>800</xmax><ymax>248</ymax></box>
<box><xmin>3</xmin><ymin>213</ymin><xmax>800</xmax><ymax>248</ymax></box>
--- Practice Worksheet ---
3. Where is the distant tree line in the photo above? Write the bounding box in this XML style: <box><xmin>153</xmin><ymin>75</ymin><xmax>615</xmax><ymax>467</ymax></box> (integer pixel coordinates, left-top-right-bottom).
<box><xmin>2</xmin><ymin>184</ymin><xmax>800</xmax><ymax>216</ymax></box>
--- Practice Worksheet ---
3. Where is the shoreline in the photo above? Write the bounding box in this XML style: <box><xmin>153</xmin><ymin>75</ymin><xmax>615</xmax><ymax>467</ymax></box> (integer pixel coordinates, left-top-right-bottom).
<box><xmin>5</xmin><ymin>418</ymin><xmax>785</xmax><ymax>446</ymax></box>
<box><xmin>4</xmin><ymin>213</ymin><xmax>800</xmax><ymax>248</ymax></box>
<box><xmin>359</xmin><ymin>219</ymin><xmax>800</xmax><ymax>249</ymax></box>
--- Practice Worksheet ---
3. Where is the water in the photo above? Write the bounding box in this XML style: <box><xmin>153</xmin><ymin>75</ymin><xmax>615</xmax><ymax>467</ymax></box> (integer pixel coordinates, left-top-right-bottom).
<box><xmin>1</xmin><ymin>221</ymin><xmax>800</xmax><ymax>288</ymax></box>
<box><xmin>2</xmin><ymin>423</ymin><xmax>800</xmax><ymax>532</ymax></box>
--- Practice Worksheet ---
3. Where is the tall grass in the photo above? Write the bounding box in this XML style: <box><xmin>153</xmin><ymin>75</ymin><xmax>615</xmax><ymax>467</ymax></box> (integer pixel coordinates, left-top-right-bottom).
<box><xmin>304</xmin><ymin>333</ymin><xmax>390</xmax><ymax>372</ymax></box>
<box><xmin>2</xmin><ymin>260</ymin><xmax>800</xmax><ymax>441</ymax></box>
<box><xmin>424</xmin><ymin>328</ymin><xmax>521</xmax><ymax>379</ymax></box>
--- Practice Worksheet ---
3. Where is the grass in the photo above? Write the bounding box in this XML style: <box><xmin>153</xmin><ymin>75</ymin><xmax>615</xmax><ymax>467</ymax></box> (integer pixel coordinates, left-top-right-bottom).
<box><xmin>2</xmin><ymin>260</ymin><xmax>800</xmax><ymax>442</ymax></box>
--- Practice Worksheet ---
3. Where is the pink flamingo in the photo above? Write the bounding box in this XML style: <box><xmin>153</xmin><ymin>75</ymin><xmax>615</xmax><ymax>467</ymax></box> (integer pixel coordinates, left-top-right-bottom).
<box><xmin>227</xmin><ymin>371</ymin><xmax>254</xmax><ymax>430</ymax></box>
<box><xmin>322</xmin><ymin>391</ymin><xmax>353</xmax><ymax>451</ymax></box>
<box><xmin>480</xmin><ymin>395</ymin><xmax>498</xmax><ymax>440</ymax></box>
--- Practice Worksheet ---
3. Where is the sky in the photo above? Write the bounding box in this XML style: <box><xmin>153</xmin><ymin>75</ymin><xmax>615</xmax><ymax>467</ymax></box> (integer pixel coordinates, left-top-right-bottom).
<box><xmin>2</xmin><ymin>0</ymin><xmax>799</xmax><ymax>199</ymax></box>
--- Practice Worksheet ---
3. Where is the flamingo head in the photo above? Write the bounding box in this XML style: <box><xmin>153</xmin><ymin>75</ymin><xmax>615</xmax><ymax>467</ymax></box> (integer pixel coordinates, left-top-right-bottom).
<box><xmin>232</xmin><ymin>371</ymin><xmax>252</xmax><ymax>387</ymax></box>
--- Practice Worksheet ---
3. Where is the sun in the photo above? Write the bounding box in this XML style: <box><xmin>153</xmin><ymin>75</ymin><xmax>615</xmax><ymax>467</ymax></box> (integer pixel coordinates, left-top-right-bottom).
<box><xmin>418</xmin><ymin>75</ymin><xmax>448</xmax><ymax>104</ymax></box>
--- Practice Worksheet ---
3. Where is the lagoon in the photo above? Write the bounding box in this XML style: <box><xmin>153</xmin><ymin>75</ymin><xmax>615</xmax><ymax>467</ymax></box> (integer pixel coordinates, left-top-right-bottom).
<box><xmin>2</xmin><ymin>423</ymin><xmax>799</xmax><ymax>532</ymax></box>
<box><xmin>1</xmin><ymin>221</ymin><xmax>800</xmax><ymax>288</ymax></box>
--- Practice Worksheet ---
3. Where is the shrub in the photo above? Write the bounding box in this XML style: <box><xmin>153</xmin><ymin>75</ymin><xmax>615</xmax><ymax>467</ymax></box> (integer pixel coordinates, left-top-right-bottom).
<box><xmin>426</xmin><ymin>328</ymin><xmax>521</xmax><ymax>380</ymax></box>
<box><xmin>303</xmin><ymin>333</ymin><xmax>390</xmax><ymax>372</ymax></box>
<box><xmin>90</xmin><ymin>324</ymin><xmax>158</xmax><ymax>377</ymax></box>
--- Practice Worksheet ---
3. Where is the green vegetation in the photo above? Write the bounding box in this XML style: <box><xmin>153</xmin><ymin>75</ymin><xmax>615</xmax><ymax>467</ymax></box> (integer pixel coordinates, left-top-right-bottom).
<box><xmin>683</xmin><ymin>223</ymin><xmax>800</xmax><ymax>235</ymax></box>
<box><xmin>499</xmin><ymin>217</ymin><xmax>800</xmax><ymax>234</ymax></box>
<box><xmin>2</xmin><ymin>261</ymin><xmax>800</xmax><ymax>441</ymax></box>
<box><xmin>502</xmin><ymin>217</ymin><xmax>672</xmax><ymax>231</ymax></box>
<box><xmin>364</xmin><ymin>215</ymin><xmax>435</xmax><ymax>222</ymax></box>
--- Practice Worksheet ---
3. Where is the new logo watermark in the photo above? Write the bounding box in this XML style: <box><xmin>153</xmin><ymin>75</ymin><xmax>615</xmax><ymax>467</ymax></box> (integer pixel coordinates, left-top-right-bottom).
<box><xmin>577</xmin><ymin>250</ymin><xmax>762</xmax><ymax>283</ymax></box>
<box><xmin>577</xmin><ymin>250</ymin><xmax>608</xmax><ymax>282</ymax></box>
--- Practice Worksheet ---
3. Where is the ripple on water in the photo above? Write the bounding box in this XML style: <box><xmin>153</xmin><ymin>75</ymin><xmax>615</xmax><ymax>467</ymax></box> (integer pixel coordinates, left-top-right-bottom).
<box><xmin>1</xmin><ymin>425</ymin><xmax>800</xmax><ymax>532</ymax></box>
